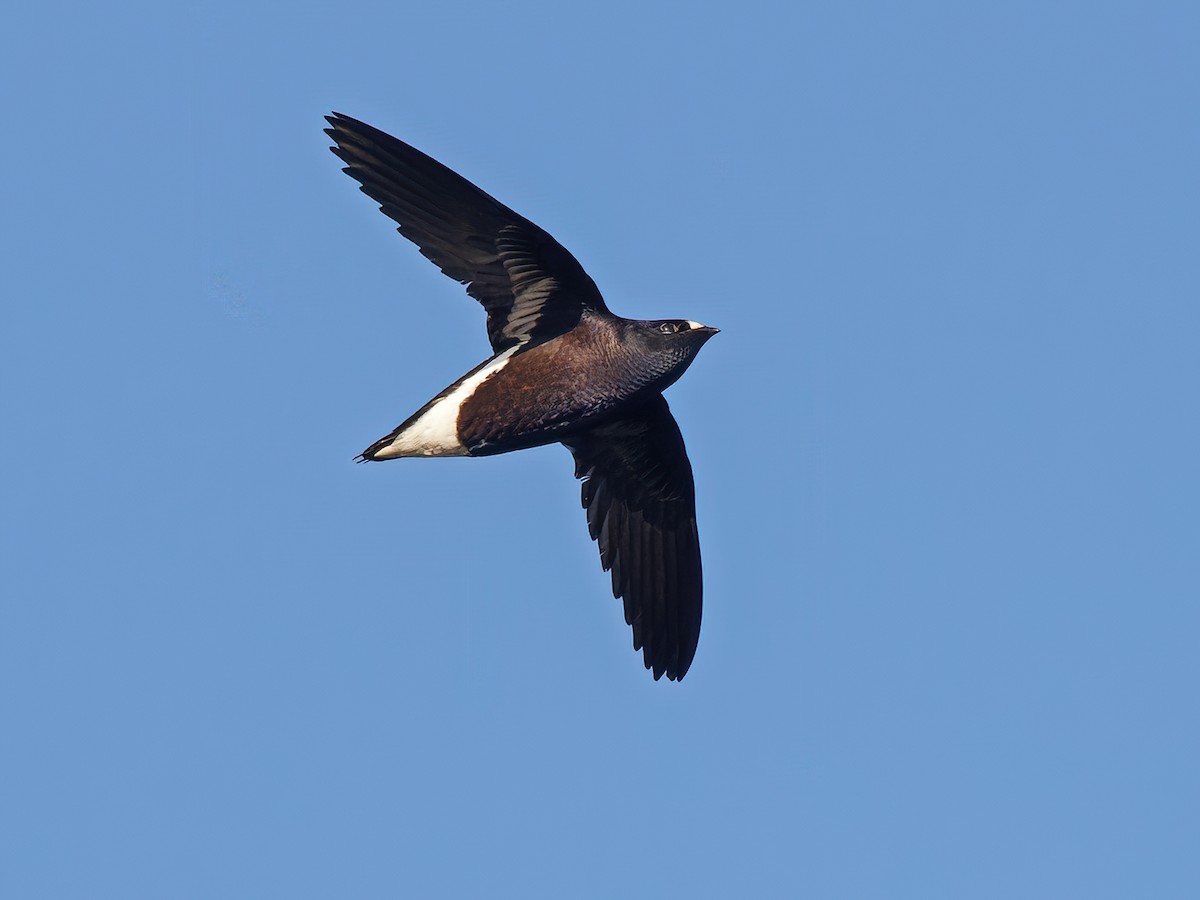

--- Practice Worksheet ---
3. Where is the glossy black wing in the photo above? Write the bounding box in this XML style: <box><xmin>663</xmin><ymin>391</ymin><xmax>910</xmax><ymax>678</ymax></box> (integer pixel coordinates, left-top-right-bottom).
<box><xmin>326</xmin><ymin>113</ymin><xmax>609</xmax><ymax>352</ymax></box>
<box><xmin>563</xmin><ymin>396</ymin><xmax>703</xmax><ymax>681</ymax></box>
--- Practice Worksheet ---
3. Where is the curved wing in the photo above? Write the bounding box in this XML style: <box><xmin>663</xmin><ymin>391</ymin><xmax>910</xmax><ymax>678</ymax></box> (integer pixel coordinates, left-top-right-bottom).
<box><xmin>564</xmin><ymin>396</ymin><xmax>703</xmax><ymax>681</ymax></box>
<box><xmin>326</xmin><ymin>113</ymin><xmax>609</xmax><ymax>352</ymax></box>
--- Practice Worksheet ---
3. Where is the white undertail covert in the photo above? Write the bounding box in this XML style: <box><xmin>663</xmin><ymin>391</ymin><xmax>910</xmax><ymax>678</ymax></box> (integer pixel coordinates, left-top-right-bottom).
<box><xmin>371</xmin><ymin>345</ymin><xmax>522</xmax><ymax>458</ymax></box>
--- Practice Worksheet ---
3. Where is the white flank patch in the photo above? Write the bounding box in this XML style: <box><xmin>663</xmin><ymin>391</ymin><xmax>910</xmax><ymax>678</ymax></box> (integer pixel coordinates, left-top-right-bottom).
<box><xmin>685</xmin><ymin>320</ymin><xmax>706</xmax><ymax>330</ymax></box>
<box><xmin>372</xmin><ymin>345</ymin><xmax>522</xmax><ymax>459</ymax></box>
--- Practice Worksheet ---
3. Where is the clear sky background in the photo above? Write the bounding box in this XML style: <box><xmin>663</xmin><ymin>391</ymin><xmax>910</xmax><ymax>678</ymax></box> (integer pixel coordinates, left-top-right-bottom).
<box><xmin>3</xmin><ymin>1</ymin><xmax>1197</xmax><ymax>897</ymax></box>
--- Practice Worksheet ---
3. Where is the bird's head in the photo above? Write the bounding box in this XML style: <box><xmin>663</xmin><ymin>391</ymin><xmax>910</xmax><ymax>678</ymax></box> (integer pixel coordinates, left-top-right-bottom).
<box><xmin>654</xmin><ymin>319</ymin><xmax>719</xmax><ymax>338</ymax></box>
<box><xmin>625</xmin><ymin>318</ymin><xmax>719</xmax><ymax>392</ymax></box>
<box><xmin>646</xmin><ymin>319</ymin><xmax>720</xmax><ymax>352</ymax></box>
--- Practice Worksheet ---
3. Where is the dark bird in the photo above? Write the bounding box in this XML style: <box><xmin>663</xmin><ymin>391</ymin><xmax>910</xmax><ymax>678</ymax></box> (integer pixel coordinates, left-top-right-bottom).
<box><xmin>325</xmin><ymin>113</ymin><xmax>718</xmax><ymax>681</ymax></box>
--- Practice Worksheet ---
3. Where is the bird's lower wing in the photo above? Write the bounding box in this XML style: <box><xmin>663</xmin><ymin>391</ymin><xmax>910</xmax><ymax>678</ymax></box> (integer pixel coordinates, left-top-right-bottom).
<box><xmin>563</xmin><ymin>396</ymin><xmax>702</xmax><ymax>681</ymax></box>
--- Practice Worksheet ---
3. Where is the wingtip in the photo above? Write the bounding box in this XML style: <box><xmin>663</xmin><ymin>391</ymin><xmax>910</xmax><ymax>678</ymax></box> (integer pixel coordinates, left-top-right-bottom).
<box><xmin>647</xmin><ymin>660</ymin><xmax>690</xmax><ymax>682</ymax></box>
<box><xmin>324</xmin><ymin>111</ymin><xmax>381</xmax><ymax>140</ymax></box>
<box><xmin>324</xmin><ymin>112</ymin><xmax>365</xmax><ymax>139</ymax></box>
<box><xmin>640</xmin><ymin>641</ymin><xmax>694</xmax><ymax>682</ymax></box>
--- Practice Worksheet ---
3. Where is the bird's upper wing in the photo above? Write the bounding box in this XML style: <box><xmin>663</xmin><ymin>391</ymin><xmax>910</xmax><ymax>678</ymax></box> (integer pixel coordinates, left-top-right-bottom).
<box><xmin>326</xmin><ymin>113</ymin><xmax>610</xmax><ymax>352</ymax></box>
<box><xmin>563</xmin><ymin>396</ymin><xmax>703</xmax><ymax>681</ymax></box>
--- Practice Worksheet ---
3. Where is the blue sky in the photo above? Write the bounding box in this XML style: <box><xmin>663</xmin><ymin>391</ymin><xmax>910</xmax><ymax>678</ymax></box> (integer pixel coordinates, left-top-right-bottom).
<box><xmin>3</xmin><ymin>1</ymin><xmax>1198</xmax><ymax>897</ymax></box>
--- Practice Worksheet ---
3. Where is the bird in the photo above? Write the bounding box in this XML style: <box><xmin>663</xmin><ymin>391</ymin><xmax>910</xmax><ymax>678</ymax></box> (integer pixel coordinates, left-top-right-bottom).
<box><xmin>325</xmin><ymin>113</ymin><xmax>718</xmax><ymax>681</ymax></box>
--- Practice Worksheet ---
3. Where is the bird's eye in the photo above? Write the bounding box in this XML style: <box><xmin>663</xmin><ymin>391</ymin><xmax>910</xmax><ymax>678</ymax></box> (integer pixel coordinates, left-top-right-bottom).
<box><xmin>659</xmin><ymin>322</ymin><xmax>678</xmax><ymax>334</ymax></box>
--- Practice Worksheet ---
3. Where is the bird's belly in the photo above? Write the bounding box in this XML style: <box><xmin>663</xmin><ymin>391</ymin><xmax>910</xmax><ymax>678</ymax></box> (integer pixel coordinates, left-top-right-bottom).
<box><xmin>458</xmin><ymin>343</ymin><xmax>634</xmax><ymax>455</ymax></box>
<box><xmin>365</xmin><ymin>334</ymin><xmax>646</xmax><ymax>460</ymax></box>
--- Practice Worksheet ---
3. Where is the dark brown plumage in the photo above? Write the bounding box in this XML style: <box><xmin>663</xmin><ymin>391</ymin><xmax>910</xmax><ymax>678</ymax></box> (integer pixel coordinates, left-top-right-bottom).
<box><xmin>326</xmin><ymin>112</ymin><xmax>717</xmax><ymax>680</ymax></box>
